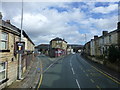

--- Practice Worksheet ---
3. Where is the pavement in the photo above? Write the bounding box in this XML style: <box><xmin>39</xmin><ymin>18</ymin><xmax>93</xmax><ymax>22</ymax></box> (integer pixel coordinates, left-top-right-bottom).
<box><xmin>5</xmin><ymin>56</ymin><xmax>41</xmax><ymax>89</ymax></box>
<box><xmin>5</xmin><ymin>54</ymin><xmax>64</xmax><ymax>89</ymax></box>
<box><xmin>39</xmin><ymin>53</ymin><xmax>120</xmax><ymax>89</ymax></box>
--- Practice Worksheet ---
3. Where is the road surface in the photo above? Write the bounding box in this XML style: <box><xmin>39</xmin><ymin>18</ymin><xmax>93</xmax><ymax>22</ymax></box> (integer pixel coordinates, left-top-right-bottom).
<box><xmin>39</xmin><ymin>54</ymin><xmax>120</xmax><ymax>89</ymax></box>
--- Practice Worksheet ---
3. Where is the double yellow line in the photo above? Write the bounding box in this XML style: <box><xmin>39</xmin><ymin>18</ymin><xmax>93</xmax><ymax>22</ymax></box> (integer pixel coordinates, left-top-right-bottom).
<box><xmin>37</xmin><ymin>60</ymin><xmax>43</xmax><ymax>89</ymax></box>
<box><xmin>92</xmin><ymin>66</ymin><xmax>120</xmax><ymax>85</ymax></box>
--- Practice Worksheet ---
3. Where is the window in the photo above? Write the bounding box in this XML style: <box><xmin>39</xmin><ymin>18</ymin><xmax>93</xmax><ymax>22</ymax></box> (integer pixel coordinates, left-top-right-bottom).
<box><xmin>0</xmin><ymin>62</ymin><xmax>7</xmax><ymax>82</ymax></box>
<box><xmin>56</xmin><ymin>41</ymin><xmax>58</xmax><ymax>43</ymax></box>
<box><xmin>0</xmin><ymin>32</ymin><xmax>8</xmax><ymax>50</ymax></box>
<box><xmin>58</xmin><ymin>41</ymin><xmax>62</xmax><ymax>43</ymax></box>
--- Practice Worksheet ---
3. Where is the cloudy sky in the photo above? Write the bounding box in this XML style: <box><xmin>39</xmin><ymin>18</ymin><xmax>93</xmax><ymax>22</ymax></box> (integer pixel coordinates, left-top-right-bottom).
<box><xmin>1</xmin><ymin>1</ymin><xmax>118</xmax><ymax>45</ymax></box>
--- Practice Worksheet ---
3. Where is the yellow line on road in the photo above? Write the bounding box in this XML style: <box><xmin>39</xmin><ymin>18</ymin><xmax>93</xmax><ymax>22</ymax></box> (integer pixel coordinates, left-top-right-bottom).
<box><xmin>92</xmin><ymin>66</ymin><xmax>120</xmax><ymax>85</ymax></box>
<box><xmin>37</xmin><ymin>60</ymin><xmax>43</xmax><ymax>89</ymax></box>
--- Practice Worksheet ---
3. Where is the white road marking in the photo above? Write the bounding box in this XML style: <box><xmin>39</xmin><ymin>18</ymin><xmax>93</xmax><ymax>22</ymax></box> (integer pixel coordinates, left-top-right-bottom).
<box><xmin>70</xmin><ymin>55</ymin><xmax>81</xmax><ymax>90</ymax></box>
<box><xmin>71</xmin><ymin>67</ymin><xmax>75</xmax><ymax>75</ymax></box>
<box><xmin>75</xmin><ymin>79</ymin><xmax>81</xmax><ymax>90</ymax></box>
<box><xmin>70</xmin><ymin>56</ymin><xmax>73</xmax><ymax>68</ymax></box>
<box><xmin>43</xmin><ymin>58</ymin><xmax>60</xmax><ymax>73</ymax></box>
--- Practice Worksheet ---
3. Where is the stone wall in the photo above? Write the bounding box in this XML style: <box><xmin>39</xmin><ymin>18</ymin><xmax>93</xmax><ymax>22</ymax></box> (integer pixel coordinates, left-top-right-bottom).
<box><xmin>0</xmin><ymin>29</ymin><xmax>19</xmax><ymax>89</ymax></box>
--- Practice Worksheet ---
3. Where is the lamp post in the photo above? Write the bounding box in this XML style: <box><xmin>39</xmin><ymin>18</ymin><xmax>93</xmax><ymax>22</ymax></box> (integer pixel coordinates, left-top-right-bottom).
<box><xmin>18</xmin><ymin>0</ymin><xmax>23</xmax><ymax>80</ymax></box>
<box><xmin>85</xmin><ymin>34</ymin><xmax>87</xmax><ymax>44</ymax></box>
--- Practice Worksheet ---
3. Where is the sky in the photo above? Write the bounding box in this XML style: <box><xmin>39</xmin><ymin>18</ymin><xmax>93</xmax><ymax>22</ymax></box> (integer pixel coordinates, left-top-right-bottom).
<box><xmin>1</xmin><ymin>1</ymin><xmax>119</xmax><ymax>45</ymax></box>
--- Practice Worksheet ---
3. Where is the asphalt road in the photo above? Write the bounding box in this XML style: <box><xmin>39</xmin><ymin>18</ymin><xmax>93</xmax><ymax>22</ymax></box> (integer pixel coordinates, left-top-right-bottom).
<box><xmin>39</xmin><ymin>53</ymin><xmax>120</xmax><ymax>89</ymax></box>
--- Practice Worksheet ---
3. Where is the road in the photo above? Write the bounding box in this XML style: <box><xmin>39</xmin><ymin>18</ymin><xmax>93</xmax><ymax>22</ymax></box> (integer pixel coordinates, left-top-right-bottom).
<box><xmin>39</xmin><ymin>53</ymin><xmax>120</xmax><ymax>89</ymax></box>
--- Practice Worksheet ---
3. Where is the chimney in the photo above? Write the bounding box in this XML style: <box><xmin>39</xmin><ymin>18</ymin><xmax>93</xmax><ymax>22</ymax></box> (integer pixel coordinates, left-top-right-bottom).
<box><xmin>6</xmin><ymin>20</ymin><xmax>11</xmax><ymax>24</ymax></box>
<box><xmin>117</xmin><ymin>22</ymin><xmax>120</xmax><ymax>30</ymax></box>
<box><xmin>102</xmin><ymin>31</ymin><xmax>108</xmax><ymax>36</ymax></box>
<box><xmin>0</xmin><ymin>12</ymin><xmax>2</xmax><ymax>19</ymax></box>
<box><xmin>94</xmin><ymin>35</ymin><xmax>98</xmax><ymax>40</ymax></box>
<box><xmin>91</xmin><ymin>39</ymin><xmax>93</xmax><ymax>41</ymax></box>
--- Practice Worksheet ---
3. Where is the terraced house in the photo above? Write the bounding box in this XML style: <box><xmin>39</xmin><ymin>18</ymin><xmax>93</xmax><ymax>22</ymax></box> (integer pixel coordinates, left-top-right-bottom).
<box><xmin>0</xmin><ymin>12</ymin><xmax>35</xmax><ymax>89</ymax></box>
<box><xmin>84</xmin><ymin>22</ymin><xmax>120</xmax><ymax>61</ymax></box>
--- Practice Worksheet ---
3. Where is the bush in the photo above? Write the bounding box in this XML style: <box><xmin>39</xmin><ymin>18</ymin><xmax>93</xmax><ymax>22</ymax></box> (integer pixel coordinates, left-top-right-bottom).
<box><xmin>108</xmin><ymin>45</ymin><xmax>120</xmax><ymax>63</ymax></box>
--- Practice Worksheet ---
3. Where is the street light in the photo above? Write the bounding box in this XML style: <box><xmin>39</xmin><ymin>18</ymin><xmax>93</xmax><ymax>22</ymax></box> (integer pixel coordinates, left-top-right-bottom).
<box><xmin>18</xmin><ymin>0</ymin><xmax>24</xmax><ymax>80</ymax></box>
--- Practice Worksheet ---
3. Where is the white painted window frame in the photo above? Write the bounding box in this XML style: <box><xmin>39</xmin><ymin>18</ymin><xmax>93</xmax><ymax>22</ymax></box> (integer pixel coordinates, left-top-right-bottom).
<box><xmin>0</xmin><ymin>62</ymin><xmax>7</xmax><ymax>82</ymax></box>
<box><xmin>0</xmin><ymin>32</ymin><xmax>8</xmax><ymax>50</ymax></box>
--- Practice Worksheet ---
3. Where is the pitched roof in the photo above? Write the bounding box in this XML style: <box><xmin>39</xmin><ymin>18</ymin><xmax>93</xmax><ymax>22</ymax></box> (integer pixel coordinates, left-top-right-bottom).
<box><xmin>50</xmin><ymin>37</ymin><xmax>67</xmax><ymax>43</ymax></box>
<box><xmin>1</xmin><ymin>19</ymin><xmax>35</xmax><ymax>45</ymax></box>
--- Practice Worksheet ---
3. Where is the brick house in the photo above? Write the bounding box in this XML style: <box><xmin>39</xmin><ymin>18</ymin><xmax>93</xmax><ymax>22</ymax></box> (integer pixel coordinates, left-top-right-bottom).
<box><xmin>0</xmin><ymin>12</ymin><xmax>35</xmax><ymax>89</ymax></box>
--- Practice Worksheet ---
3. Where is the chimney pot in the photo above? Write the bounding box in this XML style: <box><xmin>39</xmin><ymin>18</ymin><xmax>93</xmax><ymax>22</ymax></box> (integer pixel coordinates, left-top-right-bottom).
<box><xmin>6</xmin><ymin>20</ymin><xmax>11</xmax><ymax>24</ymax></box>
<box><xmin>102</xmin><ymin>31</ymin><xmax>108</xmax><ymax>36</ymax></box>
<box><xmin>94</xmin><ymin>35</ymin><xmax>98</xmax><ymax>40</ymax></box>
<box><xmin>117</xmin><ymin>22</ymin><xmax>120</xmax><ymax>30</ymax></box>
<box><xmin>0</xmin><ymin>12</ymin><xmax>2</xmax><ymax>19</ymax></box>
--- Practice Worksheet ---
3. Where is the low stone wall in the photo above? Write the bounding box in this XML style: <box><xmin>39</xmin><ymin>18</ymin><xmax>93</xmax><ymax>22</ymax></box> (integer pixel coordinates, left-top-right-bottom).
<box><xmin>87</xmin><ymin>56</ymin><xmax>104</xmax><ymax>65</ymax></box>
<box><xmin>106</xmin><ymin>62</ymin><xmax>120</xmax><ymax>72</ymax></box>
<box><xmin>21</xmin><ymin>53</ymin><xmax>35</xmax><ymax>74</ymax></box>
<box><xmin>84</xmin><ymin>54</ymin><xmax>120</xmax><ymax>73</ymax></box>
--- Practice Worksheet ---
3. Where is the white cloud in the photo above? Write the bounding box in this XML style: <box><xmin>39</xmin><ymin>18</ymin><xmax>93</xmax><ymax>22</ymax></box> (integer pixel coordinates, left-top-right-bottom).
<box><xmin>2</xmin><ymin>2</ymin><xmax>118</xmax><ymax>45</ymax></box>
<box><xmin>92</xmin><ymin>4</ymin><xmax>118</xmax><ymax>14</ymax></box>
<box><xmin>11</xmin><ymin>4</ymin><xmax>87</xmax><ymax>45</ymax></box>
<box><xmin>89</xmin><ymin>15</ymin><xmax>118</xmax><ymax>31</ymax></box>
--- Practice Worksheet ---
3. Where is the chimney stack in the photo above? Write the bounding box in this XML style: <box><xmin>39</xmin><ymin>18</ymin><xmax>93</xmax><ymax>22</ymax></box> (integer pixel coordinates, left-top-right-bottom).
<box><xmin>117</xmin><ymin>22</ymin><xmax>120</xmax><ymax>30</ymax></box>
<box><xmin>94</xmin><ymin>35</ymin><xmax>98</xmax><ymax>40</ymax></box>
<box><xmin>0</xmin><ymin>12</ymin><xmax>2</xmax><ymax>19</ymax></box>
<box><xmin>6</xmin><ymin>20</ymin><xmax>11</xmax><ymax>24</ymax></box>
<box><xmin>102</xmin><ymin>31</ymin><xmax>108</xmax><ymax>36</ymax></box>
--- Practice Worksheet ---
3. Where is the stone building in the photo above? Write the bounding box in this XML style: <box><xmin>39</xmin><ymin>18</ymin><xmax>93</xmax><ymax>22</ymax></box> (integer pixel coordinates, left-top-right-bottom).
<box><xmin>35</xmin><ymin>44</ymin><xmax>50</xmax><ymax>55</ymax></box>
<box><xmin>84</xmin><ymin>22</ymin><xmax>120</xmax><ymax>59</ymax></box>
<box><xmin>83</xmin><ymin>41</ymin><xmax>90</xmax><ymax>56</ymax></box>
<box><xmin>49</xmin><ymin>37</ymin><xmax>67</xmax><ymax>57</ymax></box>
<box><xmin>0</xmin><ymin>12</ymin><xmax>35</xmax><ymax>89</ymax></box>
<box><xmin>90</xmin><ymin>39</ymin><xmax>95</xmax><ymax>56</ymax></box>
<box><xmin>67</xmin><ymin>45</ymin><xmax>73</xmax><ymax>54</ymax></box>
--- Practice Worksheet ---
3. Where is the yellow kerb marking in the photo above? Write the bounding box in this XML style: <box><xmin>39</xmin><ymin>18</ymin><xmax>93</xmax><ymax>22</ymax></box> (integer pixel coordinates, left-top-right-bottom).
<box><xmin>37</xmin><ymin>60</ymin><xmax>43</xmax><ymax>89</ymax></box>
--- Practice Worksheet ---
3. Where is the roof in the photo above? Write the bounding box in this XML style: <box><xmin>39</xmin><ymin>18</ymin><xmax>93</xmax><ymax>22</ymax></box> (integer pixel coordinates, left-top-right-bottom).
<box><xmin>67</xmin><ymin>44</ymin><xmax>83</xmax><ymax>49</ymax></box>
<box><xmin>86</xmin><ymin>27</ymin><xmax>120</xmax><ymax>45</ymax></box>
<box><xmin>50</xmin><ymin>37</ymin><xmax>67</xmax><ymax>43</ymax></box>
<box><xmin>1</xmin><ymin>19</ymin><xmax>35</xmax><ymax>45</ymax></box>
<box><xmin>35</xmin><ymin>44</ymin><xmax>50</xmax><ymax>49</ymax></box>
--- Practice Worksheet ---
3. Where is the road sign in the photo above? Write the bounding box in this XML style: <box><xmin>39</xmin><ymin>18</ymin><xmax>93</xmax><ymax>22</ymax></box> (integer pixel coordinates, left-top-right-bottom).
<box><xmin>16</xmin><ymin>42</ymin><xmax>25</xmax><ymax>54</ymax></box>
